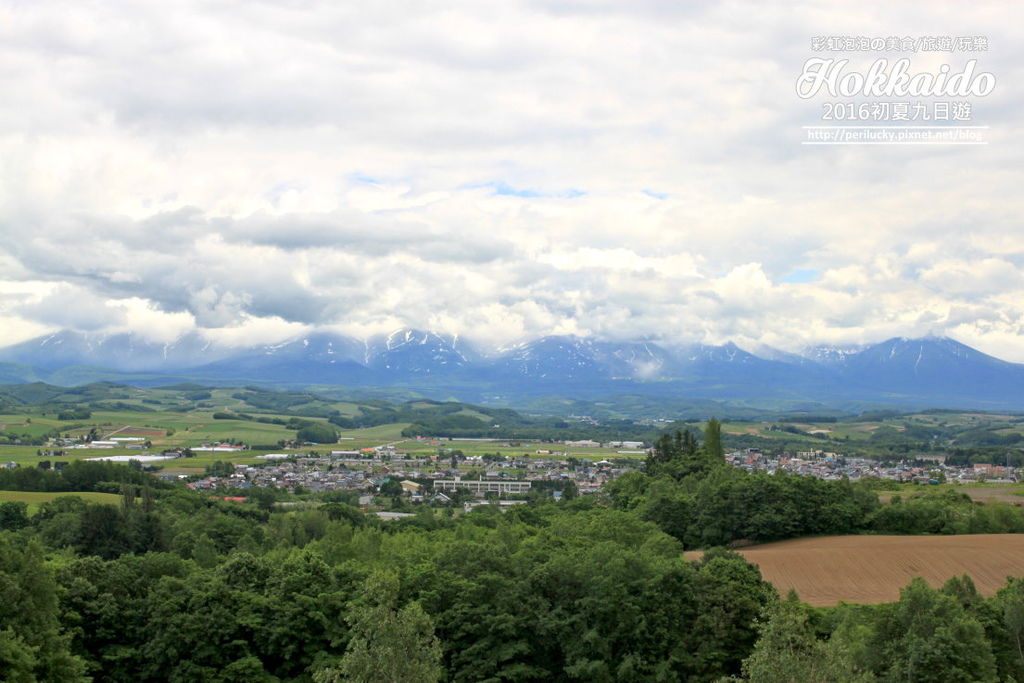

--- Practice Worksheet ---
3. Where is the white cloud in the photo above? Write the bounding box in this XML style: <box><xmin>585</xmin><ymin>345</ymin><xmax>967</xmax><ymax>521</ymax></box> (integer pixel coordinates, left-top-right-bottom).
<box><xmin>0</xmin><ymin>0</ymin><xmax>1022</xmax><ymax>360</ymax></box>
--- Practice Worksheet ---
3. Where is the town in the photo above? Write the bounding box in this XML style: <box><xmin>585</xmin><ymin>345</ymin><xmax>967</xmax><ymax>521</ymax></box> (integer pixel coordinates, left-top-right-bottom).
<box><xmin>177</xmin><ymin>438</ymin><xmax>1020</xmax><ymax>512</ymax></box>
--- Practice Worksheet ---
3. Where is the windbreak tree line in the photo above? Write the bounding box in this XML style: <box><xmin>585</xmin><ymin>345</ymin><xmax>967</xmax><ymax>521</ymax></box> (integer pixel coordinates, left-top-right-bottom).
<box><xmin>0</xmin><ymin>459</ymin><xmax>165</xmax><ymax>494</ymax></box>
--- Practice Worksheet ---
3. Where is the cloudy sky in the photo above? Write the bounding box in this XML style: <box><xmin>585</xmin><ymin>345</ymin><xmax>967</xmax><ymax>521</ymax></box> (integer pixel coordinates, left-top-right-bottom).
<box><xmin>1</xmin><ymin>1</ymin><xmax>1022</xmax><ymax>359</ymax></box>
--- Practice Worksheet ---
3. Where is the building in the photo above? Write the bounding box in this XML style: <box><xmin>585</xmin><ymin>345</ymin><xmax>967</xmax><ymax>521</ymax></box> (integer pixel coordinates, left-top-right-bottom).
<box><xmin>432</xmin><ymin>477</ymin><xmax>532</xmax><ymax>495</ymax></box>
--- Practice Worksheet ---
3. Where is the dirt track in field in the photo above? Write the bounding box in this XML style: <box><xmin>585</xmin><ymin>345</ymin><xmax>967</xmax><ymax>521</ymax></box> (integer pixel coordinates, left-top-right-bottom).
<box><xmin>686</xmin><ymin>535</ymin><xmax>1024</xmax><ymax>605</ymax></box>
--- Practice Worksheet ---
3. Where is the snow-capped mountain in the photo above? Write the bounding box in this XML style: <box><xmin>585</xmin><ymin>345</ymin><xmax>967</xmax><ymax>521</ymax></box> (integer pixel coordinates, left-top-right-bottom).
<box><xmin>801</xmin><ymin>343</ymin><xmax>867</xmax><ymax>366</ymax></box>
<box><xmin>0</xmin><ymin>330</ymin><xmax>232</xmax><ymax>370</ymax></box>
<box><xmin>834</xmin><ymin>336</ymin><xmax>1023</xmax><ymax>395</ymax></box>
<box><xmin>493</xmin><ymin>337</ymin><xmax>691</xmax><ymax>382</ymax></box>
<box><xmin>742</xmin><ymin>343</ymin><xmax>814</xmax><ymax>365</ymax></box>
<box><xmin>2</xmin><ymin>330</ymin><xmax>1023</xmax><ymax>408</ymax></box>
<box><xmin>592</xmin><ymin>341</ymin><xmax>673</xmax><ymax>380</ymax></box>
<box><xmin>253</xmin><ymin>333</ymin><xmax>365</xmax><ymax>365</ymax></box>
<box><xmin>364</xmin><ymin>328</ymin><xmax>476</xmax><ymax>374</ymax></box>
<box><xmin>190</xmin><ymin>332</ymin><xmax>371</xmax><ymax>383</ymax></box>
<box><xmin>496</xmin><ymin>336</ymin><xmax>606</xmax><ymax>380</ymax></box>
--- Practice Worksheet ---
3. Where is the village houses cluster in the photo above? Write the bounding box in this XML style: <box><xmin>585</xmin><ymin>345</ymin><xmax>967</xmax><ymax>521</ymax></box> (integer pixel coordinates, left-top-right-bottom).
<box><xmin>177</xmin><ymin>438</ymin><xmax>1021</xmax><ymax>506</ymax></box>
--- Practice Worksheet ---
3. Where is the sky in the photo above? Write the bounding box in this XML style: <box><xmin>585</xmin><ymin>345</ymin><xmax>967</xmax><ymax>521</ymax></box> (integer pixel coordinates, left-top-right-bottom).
<box><xmin>1</xmin><ymin>1</ymin><xmax>1023</xmax><ymax>359</ymax></box>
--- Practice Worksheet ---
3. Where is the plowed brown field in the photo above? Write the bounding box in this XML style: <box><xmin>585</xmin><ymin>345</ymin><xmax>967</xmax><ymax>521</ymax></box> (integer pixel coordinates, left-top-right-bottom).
<box><xmin>686</xmin><ymin>535</ymin><xmax>1024</xmax><ymax>605</ymax></box>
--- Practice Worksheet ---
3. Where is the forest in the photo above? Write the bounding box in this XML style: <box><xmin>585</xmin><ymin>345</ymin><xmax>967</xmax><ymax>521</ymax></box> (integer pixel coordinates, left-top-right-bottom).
<box><xmin>3</xmin><ymin>421</ymin><xmax>1024</xmax><ymax>680</ymax></box>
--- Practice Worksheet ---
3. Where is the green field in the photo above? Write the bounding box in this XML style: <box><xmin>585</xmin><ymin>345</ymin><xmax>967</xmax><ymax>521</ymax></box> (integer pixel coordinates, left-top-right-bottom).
<box><xmin>0</xmin><ymin>490</ymin><xmax>124</xmax><ymax>514</ymax></box>
<box><xmin>0</xmin><ymin>446</ymin><xmax>272</xmax><ymax>475</ymax></box>
<box><xmin>178</xmin><ymin>418</ymin><xmax>297</xmax><ymax>446</ymax></box>
<box><xmin>4</xmin><ymin>381</ymin><xmax>1024</xmax><ymax>470</ymax></box>
<box><xmin>339</xmin><ymin>423</ymin><xmax>413</xmax><ymax>440</ymax></box>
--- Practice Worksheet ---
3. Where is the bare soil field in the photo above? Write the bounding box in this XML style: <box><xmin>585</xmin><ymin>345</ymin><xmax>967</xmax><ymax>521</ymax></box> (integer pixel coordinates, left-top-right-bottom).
<box><xmin>686</xmin><ymin>535</ymin><xmax>1024</xmax><ymax>606</ymax></box>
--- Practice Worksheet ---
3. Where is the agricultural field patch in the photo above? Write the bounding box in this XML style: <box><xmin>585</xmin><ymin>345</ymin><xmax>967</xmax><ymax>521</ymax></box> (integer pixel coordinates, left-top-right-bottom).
<box><xmin>109</xmin><ymin>426</ymin><xmax>166</xmax><ymax>437</ymax></box>
<box><xmin>339</xmin><ymin>423</ymin><xmax>414</xmax><ymax>440</ymax></box>
<box><xmin>687</xmin><ymin>534</ymin><xmax>1024</xmax><ymax>606</ymax></box>
<box><xmin>0</xmin><ymin>489</ymin><xmax>124</xmax><ymax>514</ymax></box>
<box><xmin>179</xmin><ymin>420</ymin><xmax>296</xmax><ymax>446</ymax></box>
<box><xmin>954</xmin><ymin>487</ymin><xmax>1024</xmax><ymax>505</ymax></box>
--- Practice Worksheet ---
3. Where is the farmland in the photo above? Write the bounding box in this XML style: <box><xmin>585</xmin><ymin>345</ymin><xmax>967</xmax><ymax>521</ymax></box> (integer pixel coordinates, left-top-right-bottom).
<box><xmin>2</xmin><ymin>381</ymin><xmax>1024</xmax><ymax>483</ymax></box>
<box><xmin>687</xmin><ymin>534</ymin><xmax>1024</xmax><ymax>606</ymax></box>
<box><xmin>0</xmin><ymin>382</ymin><xmax>648</xmax><ymax>477</ymax></box>
<box><xmin>4</xmin><ymin>385</ymin><xmax>1024</xmax><ymax>680</ymax></box>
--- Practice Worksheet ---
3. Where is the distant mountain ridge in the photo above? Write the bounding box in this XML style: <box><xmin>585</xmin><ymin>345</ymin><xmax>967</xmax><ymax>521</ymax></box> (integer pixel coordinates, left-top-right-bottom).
<box><xmin>0</xmin><ymin>329</ymin><xmax>1022</xmax><ymax>408</ymax></box>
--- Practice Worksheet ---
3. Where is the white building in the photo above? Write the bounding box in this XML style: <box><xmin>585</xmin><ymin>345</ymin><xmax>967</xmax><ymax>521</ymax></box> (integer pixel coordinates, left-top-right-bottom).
<box><xmin>432</xmin><ymin>477</ymin><xmax>531</xmax><ymax>495</ymax></box>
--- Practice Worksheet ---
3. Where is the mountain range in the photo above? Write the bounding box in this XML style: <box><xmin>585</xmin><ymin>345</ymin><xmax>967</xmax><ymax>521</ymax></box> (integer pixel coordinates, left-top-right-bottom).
<box><xmin>0</xmin><ymin>329</ymin><xmax>1022</xmax><ymax>410</ymax></box>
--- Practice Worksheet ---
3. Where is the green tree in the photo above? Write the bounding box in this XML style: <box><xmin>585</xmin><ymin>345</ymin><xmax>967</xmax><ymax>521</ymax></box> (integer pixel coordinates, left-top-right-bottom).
<box><xmin>0</xmin><ymin>502</ymin><xmax>29</xmax><ymax>531</ymax></box>
<box><xmin>248</xmin><ymin>486</ymin><xmax>279</xmax><ymax>511</ymax></box>
<box><xmin>855</xmin><ymin>577</ymin><xmax>998</xmax><ymax>682</ymax></box>
<box><xmin>322</xmin><ymin>502</ymin><xmax>367</xmax><ymax>527</ymax></box>
<box><xmin>704</xmin><ymin>417</ymin><xmax>725</xmax><ymax>461</ymax></box>
<box><xmin>76</xmin><ymin>503</ymin><xmax>127</xmax><ymax>559</ymax></box>
<box><xmin>0</xmin><ymin>537</ymin><xmax>88</xmax><ymax>681</ymax></box>
<box><xmin>689</xmin><ymin>547</ymin><xmax>776</xmax><ymax>678</ymax></box>
<box><xmin>315</xmin><ymin>571</ymin><xmax>442</xmax><ymax>683</ymax></box>
<box><xmin>996</xmin><ymin>576</ymin><xmax>1024</xmax><ymax>680</ymax></box>
<box><xmin>205</xmin><ymin>460</ymin><xmax>235</xmax><ymax>477</ymax></box>
<box><xmin>0</xmin><ymin>627</ymin><xmax>37</xmax><ymax>683</ymax></box>
<box><xmin>296</xmin><ymin>423</ymin><xmax>338</xmax><ymax>444</ymax></box>
<box><xmin>192</xmin><ymin>533</ymin><xmax>218</xmax><ymax>568</ymax></box>
<box><xmin>741</xmin><ymin>598</ymin><xmax>867</xmax><ymax>682</ymax></box>
<box><xmin>378</xmin><ymin>479</ymin><xmax>403</xmax><ymax>497</ymax></box>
